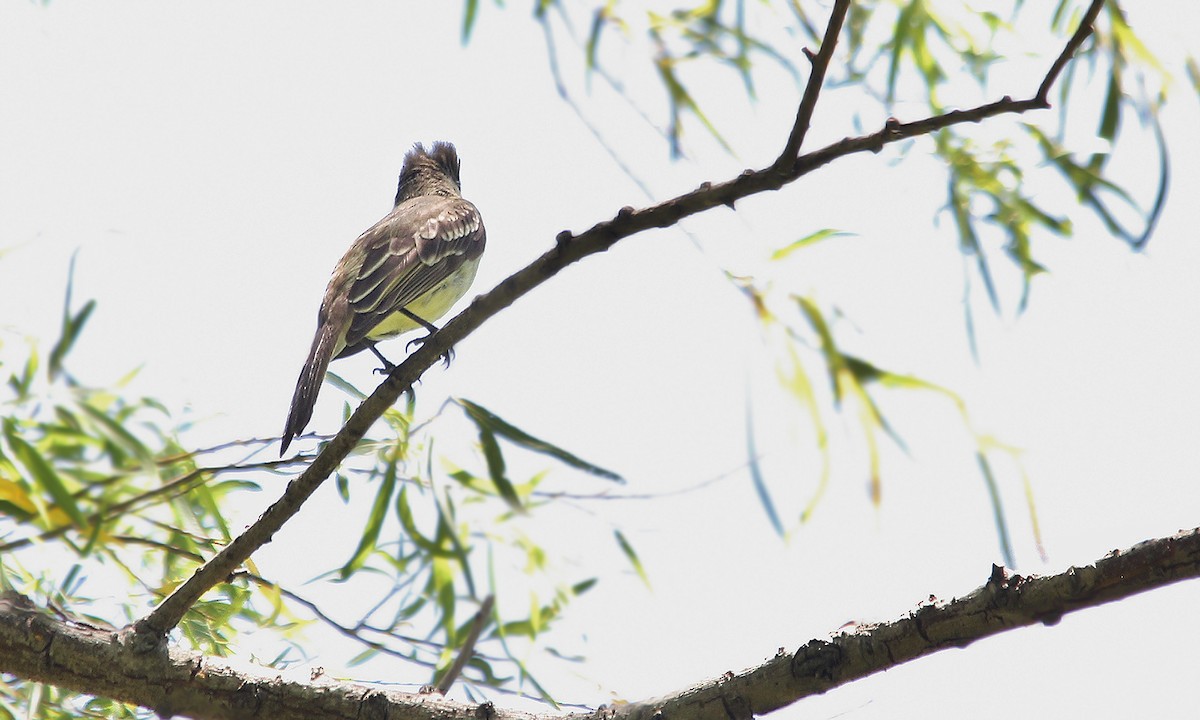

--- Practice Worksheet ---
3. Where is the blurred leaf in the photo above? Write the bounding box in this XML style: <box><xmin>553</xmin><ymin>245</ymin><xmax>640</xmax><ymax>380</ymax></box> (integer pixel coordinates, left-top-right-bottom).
<box><xmin>770</xmin><ymin>229</ymin><xmax>852</xmax><ymax>261</ymax></box>
<box><xmin>3</xmin><ymin>425</ymin><xmax>85</xmax><ymax>529</ymax></box>
<box><xmin>462</xmin><ymin>0</ymin><xmax>480</xmax><ymax>43</ymax></box>
<box><xmin>887</xmin><ymin>0</ymin><xmax>948</xmax><ymax>107</ymax></box>
<box><xmin>776</xmin><ymin>345</ymin><xmax>831</xmax><ymax>523</ymax></box>
<box><xmin>6</xmin><ymin>349</ymin><xmax>37</xmax><ymax>401</ymax></box>
<box><xmin>456</xmin><ymin>399</ymin><xmax>622</xmax><ymax>482</ymax></box>
<box><xmin>78</xmin><ymin>402</ymin><xmax>152</xmax><ymax>465</ymax></box>
<box><xmin>341</xmin><ymin>452</ymin><xmax>399</xmax><ymax>578</ymax></box>
<box><xmin>478</xmin><ymin>425</ymin><xmax>523</xmax><ymax>512</ymax></box>
<box><xmin>613</xmin><ymin>530</ymin><xmax>650</xmax><ymax>589</ymax></box>
<box><xmin>395</xmin><ymin>485</ymin><xmax>449</xmax><ymax>556</ymax></box>
<box><xmin>325</xmin><ymin>371</ymin><xmax>366</xmax><ymax>401</ymax></box>
<box><xmin>745</xmin><ymin>394</ymin><xmax>784</xmax><ymax>538</ymax></box>
<box><xmin>516</xmin><ymin>659</ymin><xmax>559</xmax><ymax>709</ymax></box>
<box><xmin>729</xmin><ymin>273</ymin><xmax>772</xmax><ymax>322</ymax></box>
<box><xmin>794</xmin><ymin>295</ymin><xmax>846</xmax><ymax>403</ymax></box>
<box><xmin>586</xmin><ymin>6</ymin><xmax>606</xmax><ymax>72</ymax></box>
<box><xmin>976</xmin><ymin>451</ymin><xmax>1014</xmax><ymax>567</ymax></box>
<box><xmin>1186</xmin><ymin>55</ymin><xmax>1200</xmax><ymax>97</ymax></box>
<box><xmin>1108</xmin><ymin>6</ymin><xmax>1165</xmax><ymax>74</ymax></box>
<box><xmin>432</xmin><ymin>556</ymin><xmax>457</xmax><ymax>648</ymax></box>
<box><xmin>48</xmin><ymin>254</ymin><xmax>95</xmax><ymax>382</ymax></box>
<box><xmin>433</xmin><ymin>487</ymin><xmax>475</xmax><ymax>597</ymax></box>
<box><xmin>1019</xmin><ymin>459</ymin><xmax>1047</xmax><ymax>563</ymax></box>
<box><xmin>0</xmin><ymin>475</ymin><xmax>37</xmax><ymax>520</ymax></box>
<box><xmin>1133</xmin><ymin>106</ymin><xmax>1170</xmax><ymax>250</ymax></box>
<box><xmin>654</xmin><ymin>44</ymin><xmax>733</xmax><ymax>156</ymax></box>
<box><xmin>1025</xmin><ymin>123</ymin><xmax>1163</xmax><ymax>250</ymax></box>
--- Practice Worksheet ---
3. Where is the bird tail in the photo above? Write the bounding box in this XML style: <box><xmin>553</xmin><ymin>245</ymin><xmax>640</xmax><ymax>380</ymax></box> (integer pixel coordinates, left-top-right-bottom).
<box><xmin>281</xmin><ymin>322</ymin><xmax>338</xmax><ymax>456</ymax></box>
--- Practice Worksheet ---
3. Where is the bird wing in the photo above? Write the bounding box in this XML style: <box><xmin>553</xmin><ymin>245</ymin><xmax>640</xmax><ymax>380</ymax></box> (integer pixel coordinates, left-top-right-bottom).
<box><xmin>341</xmin><ymin>196</ymin><xmax>485</xmax><ymax>351</ymax></box>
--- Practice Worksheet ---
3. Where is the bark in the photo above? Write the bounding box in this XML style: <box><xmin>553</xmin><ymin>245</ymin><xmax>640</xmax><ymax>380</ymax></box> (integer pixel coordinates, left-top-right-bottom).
<box><xmin>2</xmin><ymin>527</ymin><xmax>1196</xmax><ymax>720</ymax></box>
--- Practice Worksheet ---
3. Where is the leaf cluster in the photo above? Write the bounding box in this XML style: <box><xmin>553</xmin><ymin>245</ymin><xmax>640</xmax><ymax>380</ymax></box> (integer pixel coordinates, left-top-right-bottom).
<box><xmin>0</xmin><ymin>273</ymin><xmax>632</xmax><ymax>713</ymax></box>
<box><xmin>497</xmin><ymin>0</ymin><xmax>1178</xmax><ymax>553</ymax></box>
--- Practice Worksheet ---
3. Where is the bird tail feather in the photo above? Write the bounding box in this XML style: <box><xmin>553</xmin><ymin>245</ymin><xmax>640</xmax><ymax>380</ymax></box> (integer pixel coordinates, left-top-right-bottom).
<box><xmin>281</xmin><ymin>323</ymin><xmax>338</xmax><ymax>456</ymax></box>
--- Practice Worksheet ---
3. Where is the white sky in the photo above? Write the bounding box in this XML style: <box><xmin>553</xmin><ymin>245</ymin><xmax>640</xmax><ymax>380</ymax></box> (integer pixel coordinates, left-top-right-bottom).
<box><xmin>2</xmin><ymin>1</ymin><xmax>1199</xmax><ymax>718</ymax></box>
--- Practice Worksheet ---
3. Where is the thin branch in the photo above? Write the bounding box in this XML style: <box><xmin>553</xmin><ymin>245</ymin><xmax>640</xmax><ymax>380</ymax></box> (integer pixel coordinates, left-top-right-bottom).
<box><xmin>1036</xmin><ymin>0</ymin><xmax>1106</xmax><ymax>104</ymax></box>
<box><xmin>0</xmin><ymin>458</ymin><xmax>287</xmax><ymax>554</ymax></box>
<box><xmin>237</xmin><ymin>573</ymin><xmax>445</xmax><ymax>671</ymax></box>
<box><xmin>775</xmin><ymin>0</ymin><xmax>851</xmax><ymax>169</ymax></box>
<box><xmin>435</xmin><ymin>595</ymin><xmax>495</xmax><ymax>694</ymax></box>
<box><xmin>3</xmin><ymin>527</ymin><xmax>1198</xmax><ymax>720</ymax></box>
<box><xmin>539</xmin><ymin>10</ymin><xmax>661</xmax><ymax>200</ymax></box>
<box><xmin>104</xmin><ymin>535</ymin><xmax>468</xmax><ymax>673</ymax></box>
<box><xmin>127</xmin><ymin>0</ymin><xmax>1105</xmax><ymax>643</ymax></box>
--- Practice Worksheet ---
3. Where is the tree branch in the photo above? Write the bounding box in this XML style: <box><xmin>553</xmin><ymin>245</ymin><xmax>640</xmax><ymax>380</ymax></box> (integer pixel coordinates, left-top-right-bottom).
<box><xmin>774</xmin><ymin>0</ymin><xmax>850</xmax><ymax>169</ymax></box>
<box><xmin>3</xmin><ymin>527</ymin><xmax>1197</xmax><ymax>720</ymax></box>
<box><xmin>128</xmin><ymin>0</ymin><xmax>1107</xmax><ymax>642</ymax></box>
<box><xmin>1036</xmin><ymin>0</ymin><xmax>1106</xmax><ymax>104</ymax></box>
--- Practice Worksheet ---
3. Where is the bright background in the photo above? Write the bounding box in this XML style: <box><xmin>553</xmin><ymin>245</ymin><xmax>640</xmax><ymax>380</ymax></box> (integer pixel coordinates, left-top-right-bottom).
<box><xmin>2</xmin><ymin>2</ymin><xmax>1199</xmax><ymax>718</ymax></box>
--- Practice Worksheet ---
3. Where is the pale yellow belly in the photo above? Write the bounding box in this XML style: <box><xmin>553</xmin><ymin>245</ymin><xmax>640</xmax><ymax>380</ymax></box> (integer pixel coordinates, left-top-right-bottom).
<box><xmin>365</xmin><ymin>257</ymin><xmax>481</xmax><ymax>340</ymax></box>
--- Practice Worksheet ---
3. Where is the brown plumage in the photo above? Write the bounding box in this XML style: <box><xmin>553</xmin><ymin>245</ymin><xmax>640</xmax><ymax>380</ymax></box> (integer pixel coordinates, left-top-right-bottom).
<box><xmin>281</xmin><ymin>142</ymin><xmax>486</xmax><ymax>455</ymax></box>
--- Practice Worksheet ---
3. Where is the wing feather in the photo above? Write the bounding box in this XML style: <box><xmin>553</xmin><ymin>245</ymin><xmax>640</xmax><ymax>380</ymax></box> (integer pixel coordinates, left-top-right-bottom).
<box><xmin>340</xmin><ymin>196</ymin><xmax>485</xmax><ymax>351</ymax></box>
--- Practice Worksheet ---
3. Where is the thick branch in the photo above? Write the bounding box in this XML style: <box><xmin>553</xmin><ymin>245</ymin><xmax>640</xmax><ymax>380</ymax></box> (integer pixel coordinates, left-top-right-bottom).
<box><xmin>4</xmin><ymin>528</ymin><xmax>1198</xmax><ymax>720</ymax></box>
<box><xmin>130</xmin><ymin>0</ymin><xmax>1106</xmax><ymax>640</ymax></box>
<box><xmin>613</xmin><ymin>527</ymin><xmax>1200</xmax><ymax>720</ymax></box>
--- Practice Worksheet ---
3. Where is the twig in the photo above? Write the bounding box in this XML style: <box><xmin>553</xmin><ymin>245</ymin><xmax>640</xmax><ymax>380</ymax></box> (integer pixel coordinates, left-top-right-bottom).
<box><xmin>1036</xmin><ymin>0</ymin><xmax>1106</xmax><ymax>104</ymax></box>
<box><xmin>0</xmin><ymin>458</ymin><xmax>289</xmax><ymax>555</ymax></box>
<box><xmin>775</xmin><ymin>0</ymin><xmax>851</xmax><ymax>169</ymax></box>
<box><xmin>435</xmin><ymin>595</ymin><xmax>495</xmax><ymax>694</ymax></box>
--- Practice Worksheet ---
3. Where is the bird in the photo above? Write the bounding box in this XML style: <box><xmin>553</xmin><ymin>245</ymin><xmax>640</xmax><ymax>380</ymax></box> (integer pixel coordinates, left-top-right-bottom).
<box><xmin>280</xmin><ymin>142</ymin><xmax>486</xmax><ymax>455</ymax></box>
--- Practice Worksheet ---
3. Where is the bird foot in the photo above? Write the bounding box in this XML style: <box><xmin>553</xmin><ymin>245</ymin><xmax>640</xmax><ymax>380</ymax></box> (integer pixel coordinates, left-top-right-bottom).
<box><xmin>406</xmin><ymin>334</ymin><xmax>455</xmax><ymax>368</ymax></box>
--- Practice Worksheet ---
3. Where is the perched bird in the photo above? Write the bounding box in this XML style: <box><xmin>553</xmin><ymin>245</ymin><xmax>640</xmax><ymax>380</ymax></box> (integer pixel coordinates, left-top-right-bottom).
<box><xmin>281</xmin><ymin>142</ymin><xmax>486</xmax><ymax>455</ymax></box>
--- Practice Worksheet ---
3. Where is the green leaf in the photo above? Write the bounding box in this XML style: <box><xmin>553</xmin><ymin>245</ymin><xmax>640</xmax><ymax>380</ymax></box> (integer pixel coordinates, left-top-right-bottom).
<box><xmin>49</xmin><ymin>301</ymin><xmax>95</xmax><ymax>383</ymax></box>
<box><xmin>341</xmin><ymin>454</ymin><xmax>398</xmax><ymax>578</ymax></box>
<box><xmin>571</xmin><ymin>577</ymin><xmax>598</xmax><ymax>596</ymax></box>
<box><xmin>78</xmin><ymin>402</ymin><xmax>152</xmax><ymax>464</ymax></box>
<box><xmin>655</xmin><ymin>50</ymin><xmax>733</xmax><ymax>156</ymax></box>
<box><xmin>794</xmin><ymin>296</ymin><xmax>846</xmax><ymax>403</ymax></box>
<box><xmin>777</xmin><ymin>345</ymin><xmax>831</xmax><ymax>523</ymax></box>
<box><xmin>1185</xmin><ymin>55</ymin><xmax>1200</xmax><ymax>98</ymax></box>
<box><xmin>1131</xmin><ymin>107</ymin><xmax>1170</xmax><ymax>250</ymax></box>
<box><xmin>395</xmin><ymin>485</ymin><xmax>450</xmax><ymax>556</ymax></box>
<box><xmin>4</xmin><ymin>425</ymin><xmax>85</xmax><ymax>528</ymax></box>
<box><xmin>976</xmin><ymin>451</ymin><xmax>1013</xmax><ymax>567</ymax></box>
<box><xmin>770</xmin><ymin>229</ymin><xmax>852</xmax><ymax>261</ymax></box>
<box><xmin>585</xmin><ymin>7</ymin><xmax>606</xmax><ymax>72</ymax></box>
<box><xmin>613</xmin><ymin>529</ymin><xmax>650</xmax><ymax>589</ymax></box>
<box><xmin>433</xmin><ymin>487</ymin><xmax>475</xmax><ymax>597</ymax></box>
<box><xmin>462</xmin><ymin>0</ymin><xmax>479</xmax><ymax>43</ymax></box>
<box><xmin>478</xmin><ymin>425</ymin><xmax>522</xmax><ymax>512</ymax></box>
<box><xmin>7</xmin><ymin>348</ymin><xmax>37</xmax><ymax>400</ymax></box>
<box><xmin>324</xmin><ymin>371</ymin><xmax>366</xmax><ymax>401</ymax></box>
<box><xmin>456</xmin><ymin>399</ymin><xmax>623</xmax><ymax>482</ymax></box>
<box><xmin>48</xmin><ymin>254</ymin><xmax>95</xmax><ymax>381</ymax></box>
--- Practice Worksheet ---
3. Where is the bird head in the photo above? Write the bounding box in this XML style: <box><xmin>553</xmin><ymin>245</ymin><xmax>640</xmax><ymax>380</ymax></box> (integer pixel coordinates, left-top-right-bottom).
<box><xmin>394</xmin><ymin>142</ymin><xmax>463</xmax><ymax>204</ymax></box>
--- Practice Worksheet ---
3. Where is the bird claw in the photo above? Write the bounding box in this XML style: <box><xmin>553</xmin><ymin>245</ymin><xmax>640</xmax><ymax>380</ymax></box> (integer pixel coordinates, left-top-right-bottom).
<box><xmin>406</xmin><ymin>334</ymin><xmax>455</xmax><ymax>368</ymax></box>
<box><xmin>369</xmin><ymin>344</ymin><xmax>397</xmax><ymax>375</ymax></box>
